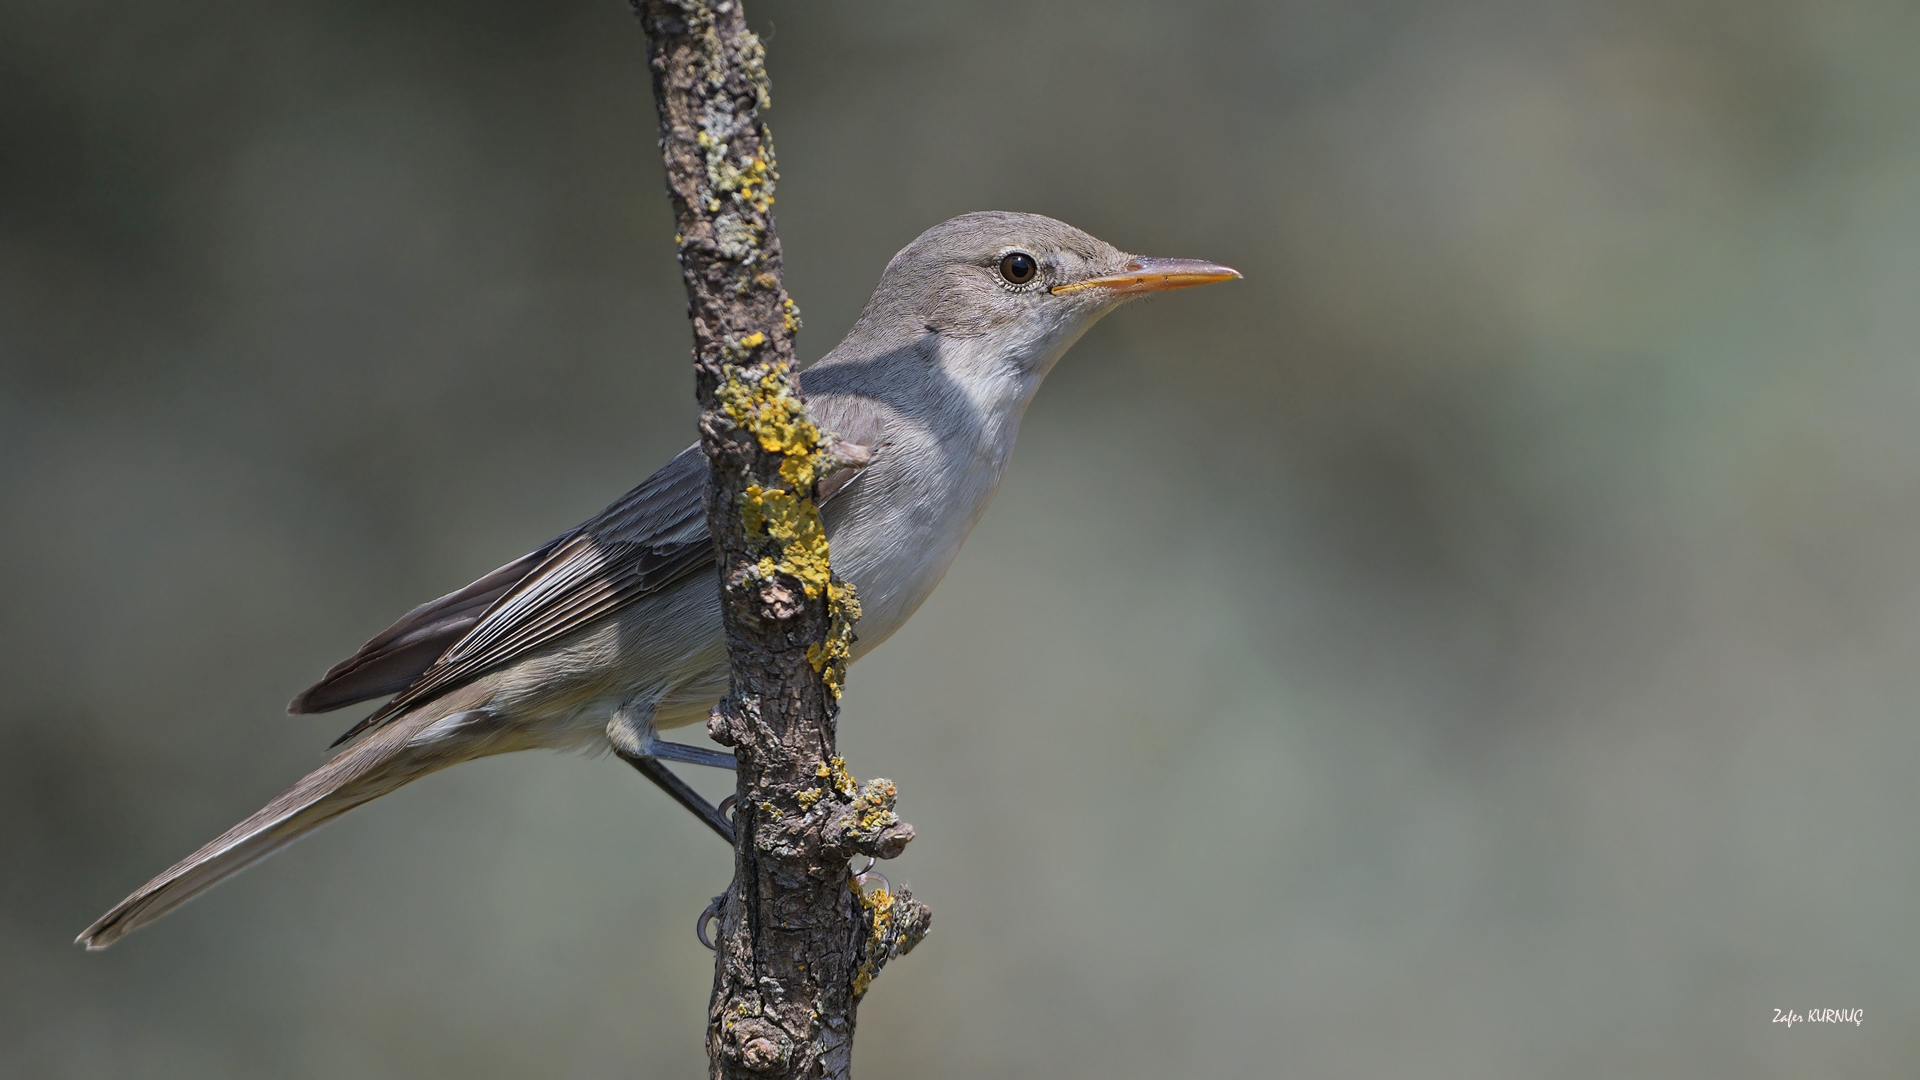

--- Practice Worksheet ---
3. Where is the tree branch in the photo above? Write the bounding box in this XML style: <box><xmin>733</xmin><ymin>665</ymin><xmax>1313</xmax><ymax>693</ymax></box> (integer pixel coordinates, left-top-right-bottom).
<box><xmin>628</xmin><ymin>2</ymin><xmax>930</xmax><ymax>1076</ymax></box>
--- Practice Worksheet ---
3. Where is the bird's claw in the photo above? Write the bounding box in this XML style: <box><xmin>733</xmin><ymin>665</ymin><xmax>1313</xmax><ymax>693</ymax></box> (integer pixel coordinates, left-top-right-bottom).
<box><xmin>697</xmin><ymin>888</ymin><xmax>728</xmax><ymax>951</ymax></box>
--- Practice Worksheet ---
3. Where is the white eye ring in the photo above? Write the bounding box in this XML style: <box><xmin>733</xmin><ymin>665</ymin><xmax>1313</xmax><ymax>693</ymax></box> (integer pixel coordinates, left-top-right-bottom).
<box><xmin>996</xmin><ymin>250</ymin><xmax>1041</xmax><ymax>290</ymax></box>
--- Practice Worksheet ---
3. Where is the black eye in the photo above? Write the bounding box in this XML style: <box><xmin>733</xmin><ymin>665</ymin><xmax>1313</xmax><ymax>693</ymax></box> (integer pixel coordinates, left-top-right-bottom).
<box><xmin>999</xmin><ymin>251</ymin><xmax>1038</xmax><ymax>286</ymax></box>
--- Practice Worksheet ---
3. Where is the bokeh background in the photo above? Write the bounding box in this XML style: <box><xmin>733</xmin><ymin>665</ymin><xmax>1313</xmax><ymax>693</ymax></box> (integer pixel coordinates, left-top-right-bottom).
<box><xmin>4</xmin><ymin>0</ymin><xmax>1917</xmax><ymax>1075</ymax></box>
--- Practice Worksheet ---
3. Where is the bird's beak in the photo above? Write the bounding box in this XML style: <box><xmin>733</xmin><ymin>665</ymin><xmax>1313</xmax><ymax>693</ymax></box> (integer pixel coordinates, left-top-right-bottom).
<box><xmin>1050</xmin><ymin>257</ymin><xmax>1242</xmax><ymax>297</ymax></box>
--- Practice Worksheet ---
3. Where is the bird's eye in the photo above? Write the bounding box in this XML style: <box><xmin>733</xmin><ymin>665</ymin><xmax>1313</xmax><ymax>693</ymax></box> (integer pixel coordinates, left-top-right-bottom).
<box><xmin>998</xmin><ymin>251</ymin><xmax>1038</xmax><ymax>286</ymax></box>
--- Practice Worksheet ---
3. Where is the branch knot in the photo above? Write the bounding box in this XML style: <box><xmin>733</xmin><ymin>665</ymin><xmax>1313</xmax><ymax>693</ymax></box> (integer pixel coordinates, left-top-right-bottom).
<box><xmin>823</xmin><ymin>777</ymin><xmax>915</xmax><ymax>860</ymax></box>
<box><xmin>851</xmin><ymin>882</ymin><xmax>932</xmax><ymax>999</ymax></box>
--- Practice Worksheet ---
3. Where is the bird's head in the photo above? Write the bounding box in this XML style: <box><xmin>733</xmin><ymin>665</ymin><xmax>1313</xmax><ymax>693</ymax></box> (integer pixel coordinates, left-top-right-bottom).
<box><xmin>842</xmin><ymin>211</ymin><xmax>1239</xmax><ymax>385</ymax></box>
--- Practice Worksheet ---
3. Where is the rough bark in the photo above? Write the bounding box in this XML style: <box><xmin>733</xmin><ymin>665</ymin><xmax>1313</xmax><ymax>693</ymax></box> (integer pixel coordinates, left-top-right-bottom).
<box><xmin>629</xmin><ymin>3</ymin><xmax>930</xmax><ymax>1077</ymax></box>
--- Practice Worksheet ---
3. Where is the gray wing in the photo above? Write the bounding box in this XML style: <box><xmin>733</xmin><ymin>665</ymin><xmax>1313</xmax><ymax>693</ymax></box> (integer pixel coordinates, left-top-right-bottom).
<box><xmin>297</xmin><ymin>369</ymin><xmax>888</xmax><ymax>748</ymax></box>
<box><xmin>307</xmin><ymin>443</ymin><xmax>715</xmax><ymax>746</ymax></box>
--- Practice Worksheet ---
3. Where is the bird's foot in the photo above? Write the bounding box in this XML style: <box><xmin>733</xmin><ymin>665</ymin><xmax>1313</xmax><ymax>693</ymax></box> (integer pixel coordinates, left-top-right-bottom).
<box><xmin>697</xmin><ymin>882</ymin><xmax>730</xmax><ymax>950</ymax></box>
<box><xmin>851</xmin><ymin>856</ymin><xmax>891</xmax><ymax>899</ymax></box>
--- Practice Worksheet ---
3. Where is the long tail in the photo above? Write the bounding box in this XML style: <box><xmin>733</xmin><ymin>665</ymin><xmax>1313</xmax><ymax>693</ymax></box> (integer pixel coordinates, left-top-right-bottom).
<box><xmin>77</xmin><ymin>713</ymin><xmax>452</xmax><ymax>950</ymax></box>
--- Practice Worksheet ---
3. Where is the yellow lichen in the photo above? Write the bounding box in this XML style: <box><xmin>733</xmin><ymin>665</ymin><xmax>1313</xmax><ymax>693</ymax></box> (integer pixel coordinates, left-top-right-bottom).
<box><xmin>807</xmin><ymin>579</ymin><xmax>862</xmax><ymax>696</ymax></box>
<box><xmin>795</xmin><ymin>786</ymin><xmax>824</xmax><ymax>810</ymax></box>
<box><xmin>740</xmin><ymin>484</ymin><xmax>831</xmax><ymax>597</ymax></box>
<box><xmin>817</xmin><ymin>755</ymin><xmax>857</xmax><ymax>798</ymax></box>
<box><xmin>777</xmin><ymin>453</ymin><xmax>813</xmax><ymax>491</ymax></box>
<box><xmin>851</xmin><ymin>779</ymin><xmax>899</xmax><ymax>832</ymax></box>
<box><xmin>851</xmin><ymin>883</ymin><xmax>896</xmax><ymax>998</ymax></box>
<box><xmin>712</xmin><ymin>337</ymin><xmax>859</xmax><ymax>695</ymax></box>
<box><xmin>697</xmin><ymin>131</ymin><xmax>777</xmax><ymax>216</ymax></box>
<box><xmin>717</xmin><ymin>369</ymin><xmax>822</xmax><ymax>458</ymax></box>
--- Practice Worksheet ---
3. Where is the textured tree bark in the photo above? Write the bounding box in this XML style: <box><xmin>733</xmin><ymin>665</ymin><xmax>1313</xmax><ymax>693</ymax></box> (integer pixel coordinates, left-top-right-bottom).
<box><xmin>629</xmin><ymin>3</ymin><xmax>931</xmax><ymax>1077</ymax></box>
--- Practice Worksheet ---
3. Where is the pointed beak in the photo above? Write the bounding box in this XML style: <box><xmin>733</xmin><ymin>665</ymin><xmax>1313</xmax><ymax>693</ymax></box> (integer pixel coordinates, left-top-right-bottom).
<box><xmin>1050</xmin><ymin>256</ymin><xmax>1242</xmax><ymax>297</ymax></box>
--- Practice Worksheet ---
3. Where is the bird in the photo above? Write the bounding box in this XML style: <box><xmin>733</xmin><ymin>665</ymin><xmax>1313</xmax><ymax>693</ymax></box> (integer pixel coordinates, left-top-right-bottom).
<box><xmin>77</xmin><ymin>211</ymin><xmax>1239</xmax><ymax>949</ymax></box>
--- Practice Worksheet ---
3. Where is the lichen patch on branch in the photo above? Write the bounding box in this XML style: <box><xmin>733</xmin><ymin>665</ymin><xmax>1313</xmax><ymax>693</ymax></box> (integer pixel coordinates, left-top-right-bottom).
<box><xmin>807</xmin><ymin>580</ymin><xmax>860</xmax><ymax>697</ymax></box>
<box><xmin>717</xmin><ymin>355</ymin><xmax>862</xmax><ymax>695</ymax></box>
<box><xmin>818</xmin><ymin>755</ymin><xmax>858</xmax><ymax>797</ymax></box>
<box><xmin>851</xmin><ymin>881</ymin><xmax>931</xmax><ymax>1000</ymax></box>
<box><xmin>717</xmin><ymin>362</ymin><xmax>819</xmax><ymax>462</ymax></box>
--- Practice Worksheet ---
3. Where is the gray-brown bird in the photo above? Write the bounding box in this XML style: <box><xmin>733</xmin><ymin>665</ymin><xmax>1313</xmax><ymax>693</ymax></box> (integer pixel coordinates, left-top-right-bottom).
<box><xmin>78</xmin><ymin>211</ymin><xmax>1238</xmax><ymax>949</ymax></box>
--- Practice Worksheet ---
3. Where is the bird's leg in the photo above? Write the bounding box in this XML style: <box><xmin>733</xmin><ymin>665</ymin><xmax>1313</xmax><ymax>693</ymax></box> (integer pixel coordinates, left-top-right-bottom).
<box><xmin>608</xmin><ymin>706</ymin><xmax>736</xmax><ymax>844</ymax></box>
<box><xmin>619</xmin><ymin>755</ymin><xmax>734</xmax><ymax>843</ymax></box>
<box><xmin>607</xmin><ymin>703</ymin><xmax>738</xmax><ymax>770</ymax></box>
<box><xmin>639</xmin><ymin>736</ymin><xmax>737</xmax><ymax>770</ymax></box>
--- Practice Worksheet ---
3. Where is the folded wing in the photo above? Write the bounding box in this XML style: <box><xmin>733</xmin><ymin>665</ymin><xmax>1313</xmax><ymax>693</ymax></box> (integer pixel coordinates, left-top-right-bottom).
<box><xmin>295</xmin><ymin>444</ymin><xmax>715</xmax><ymax>746</ymax></box>
<box><xmin>294</xmin><ymin>372</ymin><xmax>887</xmax><ymax>750</ymax></box>
<box><xmin>287</xmin><ymin>544</ymin><xmax>566</xmax><ymax>715</ymax></box>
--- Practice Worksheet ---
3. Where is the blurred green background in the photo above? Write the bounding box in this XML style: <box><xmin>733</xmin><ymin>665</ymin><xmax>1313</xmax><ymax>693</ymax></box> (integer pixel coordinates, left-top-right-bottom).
<box><xmin>4</xmin><ymin>0</ymin><xmax>1917</xmax><ymax>1075</ymax></box>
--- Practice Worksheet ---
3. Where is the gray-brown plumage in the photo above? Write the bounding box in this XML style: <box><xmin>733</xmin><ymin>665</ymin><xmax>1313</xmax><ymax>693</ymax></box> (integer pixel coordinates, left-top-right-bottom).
<box><xmin>77</xmin><ymin>212</ymin><xmax>1237</xmax><ymax>949</ymax></box>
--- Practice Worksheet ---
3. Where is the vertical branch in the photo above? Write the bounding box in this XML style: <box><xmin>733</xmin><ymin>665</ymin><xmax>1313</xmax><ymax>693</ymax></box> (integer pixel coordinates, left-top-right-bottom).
<box><xmin>629</xmin><ymin>3</ymin><xmax>929</xmax><ymax>1078</ymax></box>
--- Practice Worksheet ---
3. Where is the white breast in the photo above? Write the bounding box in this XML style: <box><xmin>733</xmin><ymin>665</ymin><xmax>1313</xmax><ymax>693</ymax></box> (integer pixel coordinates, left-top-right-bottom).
<box><xmin>816</xmin><ymin>348</ymin><xmax>1040</xmax><ymax>659</ymax></box>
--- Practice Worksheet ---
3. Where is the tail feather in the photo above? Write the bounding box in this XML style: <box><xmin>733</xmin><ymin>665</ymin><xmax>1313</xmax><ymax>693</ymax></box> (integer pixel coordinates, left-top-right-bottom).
<box><xmin>77</xmin><ymin>717</ymin><xmax>445</xmax><ymax>950</ymax></box>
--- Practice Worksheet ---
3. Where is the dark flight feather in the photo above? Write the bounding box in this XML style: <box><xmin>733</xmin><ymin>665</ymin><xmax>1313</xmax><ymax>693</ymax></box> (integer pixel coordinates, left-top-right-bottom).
<box><xmin>314</xmin><ymin>444</ymin><xmax>714</xmax><ymax>747</ymax></box>
<box><xmin>287</xmin><ymin>544</ymin><xmax>564</xmax><ymax>714</ymax></box>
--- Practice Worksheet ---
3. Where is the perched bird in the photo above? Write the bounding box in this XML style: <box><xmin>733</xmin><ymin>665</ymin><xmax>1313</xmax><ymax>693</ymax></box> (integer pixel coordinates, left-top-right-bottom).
<box><xmin>77</xmin><ymin>211</ymin><xmax>1238</xmax><ymax>949</ymax></box>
